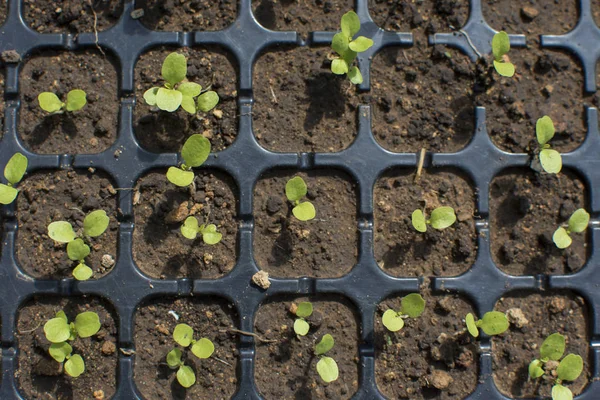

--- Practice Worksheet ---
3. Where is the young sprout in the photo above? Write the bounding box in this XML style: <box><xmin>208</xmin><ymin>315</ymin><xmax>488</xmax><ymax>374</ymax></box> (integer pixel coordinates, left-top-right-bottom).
<box><xmin>465</xmin><ymin>311</ymin><xmax>509</xmax><ymax>337</ymax></box>
<box><xmin>38</xmin><ymin>89</ymin><xmax>87</xmax><ymax>113</ymax></box>
<box><xmin>166</xmin><ymin>134</ymin><xmax>211</xmax><ymax>187</ymax></box>
<box><xmin>536</xmin><ymin>116</ymin><xmax>562</xmax><ymax>174</ymax></box>
<box><xmin>411</xmin><ymin>206</ymin><xmax>456</xmax><ymax>233</ymax></box>
<box><xmin>331</xmin><ymin>11</ymin><xmax>374</xmax><ymax>84</ymax></box>
<box><xmin>0</xmin><ymin>153</ymin><xmax>28</xmax><ymax>205</ymax></box>
<box><xmin>43</xmin><ymin>310</ymin><xmax>102</xmax><ymax>378</ymax></box>
<box><xmin>292</xmin><ymin>302</ymin><xmax>313</xmax><ymax>336</ymax></box>
<box><xmin>166</xmin><ymin>323</ymin><xmax>215</xmax><ymax>388</ymax></box>
<box><xmin>144</xmin><ymin>52</ymin><xmax>219</xmax><ymax>114</ymax></box>
<box><xmin>285</xmin><ymin>176</ymin><xmax>316</xmax><ymax>221</ymax></box>
<box><xmin>180</xmin><ymin>216</ymin><xmax>222</xmax><ymax>244</ymax></box>
<box><xmin>491</xmin><ymin>31</ymin><xmax>515</xmax><ymax>77</ymax></box>
<box><xmin>553</xmin><ymin>208</ymin><xmax>590</xmax><ymax>249</ymax></box>
<box><xmin>47</xmin><ymin>210</ymin><xmax>110</xmax><ymax>281</ymax></box>
<box><xmin>314</xmin><ymin>334</ymin><xmax>339</xmax><ymax>383</ymax></box>
<box><xmin>381</xmin><ymin>293</ymin><xmax>425</xmax><ymax>332</ymax></box>
<box><xmin>529</xmin><ymin>333</ymin><xmax>584</xmax><ymax>400</ymax></box>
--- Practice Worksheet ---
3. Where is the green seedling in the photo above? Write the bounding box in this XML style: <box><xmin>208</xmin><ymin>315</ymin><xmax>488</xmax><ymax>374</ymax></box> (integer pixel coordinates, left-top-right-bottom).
<box><xmin>180</xmin><ymin>216</ymin><xmax>222</xmax><ymax>244</ymax></box>
<box><xmin>38</xmin><ymin>89</ymin><xmax>87</xmax><ymax>113</ymax></box>
<box><xmin>529</xmin><ymin>333</ymin><xmax>584</xmax><ymax>400</ymax></box>
<box><xmin>167</xmin><ymin>134</ymin><xmax>211</xmax><ymax>187</ymax></box>
<box><xmin>331</xmin><ymin>11</ymin><xmax>373</xmax><ymax>84</ymax></box>
<box><xmin>144</xmin><ymin>52</ymin><xmax>219</xmax><ymax>114</ymax></box>
<box><xmin>381</xmin><ymin>293</ymin><xmax>425</xmax><ymax>332</ymax></box>
<box><xmin>292</xmin><ymin>302</ymin><xmax>313</xmax><ymax>336</ymax></box>
<box><xmin>166</xmin><ymin>323</ymin><xmax>215</xmax><ymax>388</ymax></box>
<box><xmin>47</xmin><ymin>209</ymin><xmax>110</xmax><ymax>281</ymax></box>
<box><xmin>536</xmin><ymin>115</ymin><xmax>562</xmax><ymax>174</ymax></box>
<box><xmin>491</xmin><ymin>31</ymin><xmax>515</xmax><ymax>77</ymax></box>
<box><xmin>465</xmin><ymin>311</ymin><xmax>509</xmax><ymax>337</ymax></box>
<box><xmin>285</xmin><ymin>176</ymin><xmax>316</xmax><ymax>221</ymax></box>
<box><xmin>553</xmin><ymin>208</ymin><xmax>589</xmax><ymax>249</ymax></box>
<box><xmin>314</xmin><ymin>334</ymin><xmax>339</xmax><ymax>383</ymax></box>
<box><xmin>43</xmin><ymin>310</ymin><xmax>101</xmax><ymax>378</ymax></box>
<box><xmin>0</xmin><ymin>153</ymin><xmax>28</xmax><ymax>205</ymax></box>
<box><xmin>411</xmin><ymin>206</ymin><xmax>456</xmax><ymax>233</ymax></box>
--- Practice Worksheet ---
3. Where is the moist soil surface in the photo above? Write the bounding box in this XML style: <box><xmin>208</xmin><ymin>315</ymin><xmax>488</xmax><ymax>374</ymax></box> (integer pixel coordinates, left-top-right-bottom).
<box><xmin>490</xmin><ymin>170</ymin><xmax>588</xmax><ymax>275</ymax></box>
<box><xmin>16</xmin><ymin>296</ymin><xmax>117</xmax><ymax>400</ymax></box>
<box><xmin>133</xmin><ymin>171</ymin><xmax>238</xmax><ymax>279</ymax></box>
<box><xmin>253</xmin><ymin>170</ymin><xmax>357</xmax><ymax>278</ymax></box>
<box><xmin>374</xmin><ymin>170</ymin><xmax>477</xmax><ymax>277</ymax></box>
<box><xmin>24</xmin><ymin>0</ymin><xmax>123</xmax><ymax>33</ymax></box>
<box><xmin>137</xmin><ymin>0</ymin><xmax>237</xmax><ymax>32</ymax></box>
<box><xmin>0</xmin><ymin>69</ymin><xmax>4</xmax><ymax>134</ymax></box>
<box><xmin>254</xmin><ymin>297</ymin><xmax>359</xmax><ymax>399</ymax></box>
<box><xmin>492</xmin><ymin>292</ymin><xmax>589</xmax><ymax>398</ymax></box>
<box><xmin>19</xmin><ymin>50</ymin><xmax>118</xmax><ymax>154</ymax></box>
<box><xmin>134</xmin><ymin>47</ymin><xmax>237</xmax><ymax>154</ymax></box>
<box><xmin>16</xmin><ymin>169</ymin><xmax>118</xmax><ymax>279</ymax></box>
<box><xmin>0</xmin><ymin>1</ymin><xmax>6</xmax><ymax>25</ymax></box>
<box><xmin>134</xmin><ymin>297</ymin><xmax>239</xmax><ymax>400</ymax></box>
<box><xmin>369</xmin><ymin>0</ymin><xmax>469</xmax><ymax>32</ymax></box>
<box><xmin>375</xmin><ymin>290</ymin><xmax>478</xmax><ymax>399</ymax></box>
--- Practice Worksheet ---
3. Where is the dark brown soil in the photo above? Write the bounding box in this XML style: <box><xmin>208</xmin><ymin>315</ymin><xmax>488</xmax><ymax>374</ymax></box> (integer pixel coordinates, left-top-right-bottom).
<box><xmin>253</xmin><ymin>46</ymin><xmax>360</xmax><ymax>153</ymax></box>
<box><xmin>254</xmin><ymin>297</ymin><xmax>359</xmax><ymax>399</ymax></box>
<box><xmin>16</xmin><ymin>296</ymin><xmax>117</xmax><ymax>399</ymax></box>
<box><xmin>133</xmin><ymin>171</ymin><xmax>238</xmax><ymax>279</ymax></box>
<box><xmin>0</xmin><ymin>1</ymin><xmax>5</xmax><ymax>25</ymax></box>
<box><xmin>253</xmin><ymin>170</ymin><xmax>357</xmax><ymax>278</ymax></box>
<box><xmin>375</xmin><ymin>290</ymin><xmax>478</xmax><ymax>399</ymax></box>
<box><xmin>374</xmin><ymin>170</ymin><xmax>477</xmax><ymax>277</ymax></box>
<box><xmin>19</xmin><ymin>50</ymin><xmax>118</xmax><ymax>154</ymax></box>
<box><xmin>490</xmin><ymin>170</ymin><xmax>588</xmax><ymax>276</ymax></box>
<box><xmin>0</xmin><ymin>69</ymin><xmax>4</xmax><ymax>134</ymax></box>
<box><xmin>595</xmin><ymin>1</ymin><xmax>600</xmax><ymax>27</ymax></box>
<box><xmin>24</xmin><ymin>0</ymin><xmax>123</xmax><ymax>33</ymax></box>
<box><xmin>134</xmin><ymin>297</ymin><xmax>239</xmax><ymax>400</ymax></box>
<box><xmin>492</xmin><ymin>292</ymin><xmax>589</xmax><ymax>398</ymax></box>
<box><xmin>137</xmin><ymin>0</ymin><xmax>237</xmax><ymax>32</ymax></box>
<box><xmin>16</xmin><ymin>169</ymin><xmax>118</xmax><ymax>279</ymax></box>
<box><xmin>134</xmin><ymin>47</ymin><xmax>237</xmax><ymax>154</ymax></box>
<box><xmin>252</xmin><ymin>0</ymin><xmax>352</xmax><ymax>38</ymax></box>
<box><xmin>369</xmin><ymin>0</ymin><xmax>469</xmax><ymax>32</ymax></box>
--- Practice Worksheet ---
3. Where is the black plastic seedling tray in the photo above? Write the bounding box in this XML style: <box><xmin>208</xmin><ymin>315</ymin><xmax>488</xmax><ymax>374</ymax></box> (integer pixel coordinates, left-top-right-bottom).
<box><xmin>1</xmin><ymin>0</ymin><xmax>600</xmax><ymax>399</ymax></box>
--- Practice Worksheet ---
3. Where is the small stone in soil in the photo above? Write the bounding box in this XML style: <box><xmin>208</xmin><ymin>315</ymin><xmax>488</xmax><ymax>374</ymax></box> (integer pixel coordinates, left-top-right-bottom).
<box><xmin>101</xmin><ymin>254</ymin><xmax>115</xmax><ymax>269</ymax></box>
<box><xmin>549</xmin><ymin>297</ymin><xmax>567</xmax><ymax>314</ymax></box>
<box><xmin>252</xmin><ymin>270</ymin><xmax>271</xmax><ymax>289</ymax></box>
<box><xmin>506</xmin><ymin>308</ymin><xmax>529</xmax><ymax>328</ymax></box>
<box><xmin>1</xmin><ymin>49</ymin><xmax>21</xmax><ymax>63</ymax></box>
<box><xmin>101</xmin><ymin>341</ymin><xmax>116</xmax><ymax>355</ymax></box>
<box><xmin>266</xmin><ymin>196</ymin><xmax>283</xmax><ymax>214</ymax></box>
<box><xmin>521</xmin><ymin>6</ymin><xmax>539</xmax><ymax>20</ymax></box>
<box><xmin>93</xmin><ymin>390</ymin><xmax>105</xmax><ymax>400</ymax></box>
<box><xmin>428</xmin><ymin>369</ymin><xmax>453</xmax><ymax>390</ymax></box>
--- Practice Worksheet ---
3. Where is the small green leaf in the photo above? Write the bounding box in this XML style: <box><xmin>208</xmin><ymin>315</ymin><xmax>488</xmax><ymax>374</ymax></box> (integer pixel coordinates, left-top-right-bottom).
<box><xmin>557</xmin><ymin>354</ymin><xmax>583</xmax><ymax>382</ymax></box>
<box><xmin>177</xmin><ymin>82</ymin><xmax>202</xmax><ymax>98</ymax></box>
<box><xmin>74</xmin><ymin>311</ymin><xmax>101</xmax><ymax>338</ymax></box>
<box><xmin>0</xmin><ymin>184</ymin><xmax>19</xmax><ymax>205</ymax></box>
<box><xmin>166</xmin><ymin>348</ymin><xmax>183</xmax><ymax>368</ymax></box>
<box><xmin>181</xmin><ymin>134</ymin><xmax>211</xmax><ymax>167</ymax></box>
<box><xmin>64</xmin><ymin>354</ymin><xmax>85</xmax><ymax>378</ymax></box>
<box><xmin>348</xmin><ymin>66</ymin><xmax>363</xmax><ymax>85</ymax></box>
<box><xmin>162</xmin><ymin>52</ymin><xmax>187</xmax><ymax>86</ymax></box>
<box><xmin>166</xmin><ymin>167</ymin><xmax>195</xmax><ymax>187</ymax></box>
<box><xmin>331</xmin><ymin>32</ymin><xmax>349</xmax><ymax>55</ymax></box>
<box><xmin>349</xmin><ymin>36</ymin><xmax>373</xmax><ymax>53</ymax></box>
<box><xmin>56</xmin><ymin>311</ymin><xmax>68</xmax><ymax>322</ymax></box>
<box><xmin>342</xmin><ymin>49</ymin><xmax>358</xmax><ymax>65</ymax></box>
<box><xmin>528</xmin><ymin>359</ymin><xmax>545</xmax><ymax>379</ymax></box>
<box><xmin>465</xmin><ymin>313</ymin><xmax>479</xmax><ymax>337</ymax></box>
<box><xmin>201</xmin><ymin>224</ymin><xmax>222</xmax><ymax>245</ymax></box>
<box><xmin>296</xmin><ymin>302</ymin><xmax>313</xmax><ymax>318</ymax></box>
<box><xmin>552</xmin><ymin>384</ymin><xmax>573</xmax><ymax>400</ymax></box>
<box><xmin>49</xmin><ymin>342</ymin><xmax>73</xmax><ymax>363</ymax></box>
<box><xmin>540</xmin><ymin>333</ymin><xmax>566</xmax><ymax>361</ymax></box>
<box><xmin>181</xmin><ymin>216</ymin><xmax>199</xmax><ymax>240</ymax></box>
<box><xmin>156</xmin><ymin>88</ymin><xmax>183</xmax><ymax>112</ymax></box>
<box><xmin>492</xmin><ymin>31</ymin><xmax>510</xmax><ymax>60</ymax></box>
<box><xmin>401</xmin><ymin>293</ymin><xmax>425</xmax><ymax>318</ymax></box>
<box><xmin>181</xmin><ymin>95</ymin><xmax>197</xmax><ymax>114</ymax></box>
<box><xmin>331</xmin><ymin>58</ymin><xmax>349</xmax><ymax>75</ymax></box>
<box><xmin>173</xmin><ymin>324</ymin><xmax>194</xmax><ymax>347</ymax></box>
<box><xmin>67</xmin><ymin>238</ymin><xmax>90</xmax><ymax>261</ymax></box>
<box><xmin>191</xmin><ymin>338</ymin><xmax>215</xmax><ymax>359</ymax></box>
<box><xmin>568</xmin><ymin>209</ymin><xmax>589</xmax><ymax>233</ymax></box>
<box><xmin>341</xmin><ymin>11</ymin><xmax>360</xmax><ymax>38</ymax></box>
<box><xmin>197</xmin><ymin>91</ymin><xmax>219</xmax><ymax>113</ymax></box>
<box><xmin>292</xmin><ymin>201</ymin><xmax>316</xmax><ymax>221</ymax></box>
<box><xmin>286</xmin><ymin>176</ymin><xmax>307</xmax><ymax>202</ymax></box>
<box><xmin>316</xmin><ymin>356</ymin><xmax>339</xmax><ymax>383</ymax></box>
<box><xmin>553</xmin><ymin>227</ymin><xmax>573</xmax><ymax>249</ymax></box>
<box><xmin>177</xmin><ymin>365</ymin><xmax>196</xmax><ymax>388</ymax></box>
<box><xmin>540</xmin><ymin>148</ymin><xmax>562</xmax><ymax>174</ymax></box>
<box><xmin>143</xmin><ymin>87</ymin><xmax>160</xmax><ymax>106</ymax></box>
<box><xmin>315</xmin><ymin>334</ymin><xmax>335</xmax><ymax>356</ymax></box>
<box><xmin>493</xmin><ymin>60</ymin><xmax>515</xmax><ymax>77</ymax></box>
<box><xmin>48</xmin><ymin>221</ymin><xmax>76</xmax><ymax>243</ymax></box>
<box><xmin>83</xmin><ymin>210</ymin><xmax>110</xmax><ymax>237</ymax></box>
<box><xmin>382</xmin><ymin>309</ymin><xmax>404</xmax><ymax>332</ymax></box>
<box><xmin>4</xmin><ymin>153</ymin><xmax>28</xmax><ymax>185</ymax></box>
<box><xmin>66</xmin><ymin>89</ymin><xmax>87</xmax><ymax>112</ymax></box>
<box><xmin>44</xmin><ymin>317</ymin><xmax>71</xmax><ymax>343</ymax></box>
<box><xmin>38</xmin><ymin>92</ymin><xmax>64</xmax><ymax>113</ymax></box>
<box><xmin>479</xmin><ymin>311</ymin><xmax>509</xmax><ymax>336</ymax></box>
<box><xmin>73</xmin><ymin>263</ymin><xmax>93</xmax><ymax>281</ymax></box>
<box><xmin>430</xmin><ymin>206</ymin><xmax>456</xmax><ymax>230</ymax></box>
<box><xmin>536</xmin><ymin>116</ymin><xmax>556</xmax><ymax>146</ymax></box>
<box><xmin>411</xmin><ymin>209</ymin><xmax>427</xmax><ymax>233</ymax></box>
<box><xmin>294</xmin><ymin>319</ymin><xmax>310</xmax><ymax>336</ymax></box>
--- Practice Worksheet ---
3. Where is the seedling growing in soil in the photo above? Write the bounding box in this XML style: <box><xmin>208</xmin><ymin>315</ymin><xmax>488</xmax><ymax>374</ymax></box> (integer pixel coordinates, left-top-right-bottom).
<box><xmin>536</xmin><ymin>116</ymin><xmax>562</xmax><ymax>174</ymax></box>
<box><xmin>553</xmin><ymin>208</ymin><xmax>590</xmax><ymax>249</ymax></box>
<box><xmin>465</xmin><ymin>311</ymin><xmax>509</xmax><ymax>337</ymax></box>
<box><xmin>315</xmin><ymin>334</ymin><xmax>339</xmax><ymax>383</ymax></box>
<box><xmin>167</xmin><ymin>134</ymin><xmax>211</xmax><ymax>187</ymax></box>
<box><xmin>292</xmin><ymin>302</ymin><xmax>313</xmax><ymax>336</ymax></box>
<box><xmin>529</xmin><ymin>333</ymin><xmax>584</xmax><ymax>400</ymax></box>
<box><xmin>38</xmin><ymin>89</ymin><xmax>87</xmax><ymax>113</ymax></box>
<box><xmin>144</xmin><ymin>52</ymin><xmax>219</xmax><ymax>114</ymax></box>
<box><xmin>0</xmin><ymin>153</ymin><xmax>28</xmax><ymax>205</ymax></box>
<box><xmin>180</xmin><ymin>216</ymin><xmax>222</xmax><ymax>244</ymax></box>
<box><xmin>167</xmin><ymin>323</ymin><xmax>215</xmax><ymax>388</ymax></box>
<box><xmin>331</xmin><ymin>11</ymin><xmax>373</xmax><ymax>84</ymax></box>
<box><xmin>411</xmin><ymin>206</ymin><xmax>456</xmax><ymax>233</ymax></box>
<box><xmin>285</xmin><ymin>176</ymin><xmax>316</xmax><ymax>221</ymax></box>
<box><xmin>47</xmin><ymin>209</ymin><xmax>110</xmax><ymax>281</ymax></box>
<box><xmin>43</xmin><ymin>310</ymin><xmax>102</xmax><ymax>378</ymax></box>
<box><xmin>491</xmin><ymin>31</ymin><xmax>515</xmax><ymax>77</ymax></box>
<box><xmin>381</xmin><ymin>293</ymin><xmax>425</xmax><ymax>332</ymax></box>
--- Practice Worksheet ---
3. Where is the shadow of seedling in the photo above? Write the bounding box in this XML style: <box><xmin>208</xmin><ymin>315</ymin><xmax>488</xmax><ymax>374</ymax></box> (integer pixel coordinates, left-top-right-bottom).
<box><xmin>29</xmin><ymin>114</ymin><xmax>78</xmax><ymax>147</ymax></box>
<box><xmin>303</xmin><ymin>73</ymin><xmax>346</xmax><ymax>131</ymax></box>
